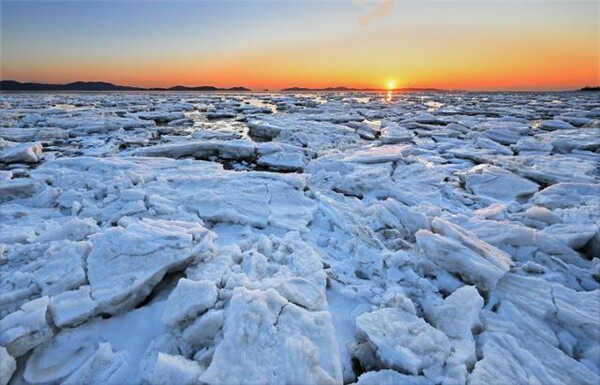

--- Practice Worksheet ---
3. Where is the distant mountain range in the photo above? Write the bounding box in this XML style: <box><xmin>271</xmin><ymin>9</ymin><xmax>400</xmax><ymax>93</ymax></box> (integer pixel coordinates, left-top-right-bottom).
<box><xmin>6</xmin><ymin>80</ymin><xmax>592</xmax><ymax>92</ymax></box>
<box><xmin>281</xmin><ymin>86</ymin><xmax>446</xmax><ymax>92</ymax></box>
<box><xmin>0</xmin><ymin>80</ymin><xmax>250</xmax><ymax>92</ymax></box>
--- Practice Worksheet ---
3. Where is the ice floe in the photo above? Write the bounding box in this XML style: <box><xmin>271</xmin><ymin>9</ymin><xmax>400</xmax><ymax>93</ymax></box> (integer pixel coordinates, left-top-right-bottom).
<box><xmin>1</xmin><ymin>91</ymin><xmax>598</xmax><ymax>384</ymax></box>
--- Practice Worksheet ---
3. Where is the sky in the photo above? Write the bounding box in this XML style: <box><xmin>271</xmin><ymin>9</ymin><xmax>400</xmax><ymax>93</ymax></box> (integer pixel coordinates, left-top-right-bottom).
<box><xmin>1</xmin><ymin>0</ymin><xmax>598</xmax><ymax>91</ymax></box>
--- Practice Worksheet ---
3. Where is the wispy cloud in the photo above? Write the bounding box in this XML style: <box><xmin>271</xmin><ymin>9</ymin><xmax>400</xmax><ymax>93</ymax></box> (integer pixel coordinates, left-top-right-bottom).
<box><xmin>356</xmin><ymin>0</ymin><xmax>395</xmax><ymax>25</ymax></box>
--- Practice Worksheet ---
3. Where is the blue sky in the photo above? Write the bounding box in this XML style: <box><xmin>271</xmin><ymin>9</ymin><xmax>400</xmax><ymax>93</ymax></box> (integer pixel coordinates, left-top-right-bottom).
<box><xmin>1</xmin><ymin>1</ymin><xmax>598</xmax><ymax>90</ymax></box>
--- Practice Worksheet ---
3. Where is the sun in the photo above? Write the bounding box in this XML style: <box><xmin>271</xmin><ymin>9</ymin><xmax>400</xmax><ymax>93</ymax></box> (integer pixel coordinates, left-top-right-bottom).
<box><xmin>386</xmin><ymin>80</ymin><xmax>396</xmax><ymax>90</ymax></box>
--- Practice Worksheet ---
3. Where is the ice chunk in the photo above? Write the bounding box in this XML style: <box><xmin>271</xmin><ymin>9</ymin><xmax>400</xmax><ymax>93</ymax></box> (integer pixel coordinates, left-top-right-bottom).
<box><xmin>257</xmin><ymin>151</ymin><xmax>307</xmax><ymax>171</ymax></box>
<box><xmin>87</xmin><ymin>218</ymin><xmax>214</xmax><ymax>314</ymax></box>
<box><xmin>247</xmin><ymin>118</ymin><xmax>284</xmax><ymax>139</ymax></box>
<box><xmin>515</xmin><ymin>137</ymin><xmax>553</xmax><ymax>154</ymax></box>
<box><xmin>391</xmin><ymin>159</ymin><xmax>447</xmax><ymax>206</ymax></box>
<box><xmin>532</xmin><ymin>183</ymin><xmax>600</xmax><ymax>210</ymax></box>
<box><xmin>201</xmin><ymin>287</ymin><xmax>342</xmax><ymax>385</ymax></box>
<box><xmin>356</xmin><ymin>307</ymin><xmax>450</xmax><ymax>376</ymax></box>
<box><xmin>551</xmin><ymin>284</ymin><xmax>600</xmax><ymax>340</ymax></box>
<box><xmin>206</xmin><ymin>109</ymin><xmax>236</xmax><ymax>119</ymax></box>
<box><xmin>0</xmin><ymin>127</ymin><xmax>68</xmax><ymax>142</ymax></box>
<box><xmin>355</xmin><ymin>370</ymin><xmax>434</xmax><ymax>385</ymax></box>
<box><xmin>149</xmin><ymin>353</ymin><xmax>203</xmax><ymax>385</ymax></box>
<box><xmin>62</xmin><ymin>342</ymin><xmax>128</xmax><ymax>385</ymax></box>
<box><xmin>138</xmin><ymin>110</ymin><xmax>185</xmax><ymax>123</ymax></box>
<box><xmin>494</xmin><ymin>273</ymin><xmax>600</xmax><ymax>347</ymax></box>
<box><xmin>454</xmin><ymin>216</ymin><xmax>584</xmax><ymax>258</ymax></box>
<box><xmin>0</xmin><ymin>180</ymin><xmax>40</xmax><ymax>203</ymax></box>
<box><xmin>351</xmin><ymin>121</ymin><xmax>380</xmax><ymax>141</ymax></box>
<box><xmin>0</xmin><ymin>141</ymin><xmax>42</xmax><ymax>163</ymax></box>
<box><xmin>496</xmin><ymin>154</ymin><xmax>597</xmax><ymax>184</ymax></box>
<box><xmin>457</xmin><ymin>164</ymin><xmax>539</xmax><ymax>202</ymax></box>
<box><xmin>524</xmin><ymin>206</ymin><xmax>561</xmax><ymax>225</ymax></box>
<box><xmin>134</xmin><ymin>139</ymin><xmax>256</xmax><ymax>161</ymax></box>
<box><xmin>471</xmin><ymin>332</ymin><xmax>599</xmax><ymax>385</ymax></box>
<box><xmin>257</xmin><ymin>142</ymin><xmax>310</xmax><ymax>171</ymax></box>
<box><xmin>539</xmin><ymin>119</ymin><xmax>575</xmax><ymax>131</ymax></box>
<box><xmin>49</xmin><ymin>286</ymin><xmax>97</xmax><ymax>328</ymax></box>
<box><xmin>416</xmin><ymin>219</ymin><xmax>511</xmax><ymax>291</ymax></box>
<box><xmin>0</xmin><ymin>297</ymin><xmax>53</xmax><ymax>357</ymax></box>
<box><xmin>161</xmin><ymin>278</ymin><xmax>217</xmax><ymax>327</ymax></box>
<box><xmin>276</xmin><ymin>277</ymin><xmax>325</xmax><ymax>310</ymax></box>
<box><xmin>181</xmin><ymin>309</ymin><xmax>224</xmax><ymax>349</ymax></box>
<box><xmin>343</xmin><ymin>144</ymin><xmax>411</xmax><ymax>164</ymax></box>
<box><xmin>164</xmin><ymin>170</ymin><xmax>316</xmax><ymax>230</ymax></box>
<box><xmin>248</xmin><ymin>115</ymin><xmax>359</xmax><ymax>153</ymax></box>
<box><xmin>540</xmin><ymin>222</ymin><xmax>598</xmax><ymax>250</ymax></box>
<box><xmin>0</xmin><ymin>347</ymin><xmax>16</xmax><ymax>385</ymax></box>
<box><xmin>34</xmin><ymin>241</ymin><xmax>90</xmax><ymax>296</ymax></box>
<box><xmin>549</xmin><ymin>128</ymin><xmax>600</xmax><ymax>153</ymax></box>
<box><xmin>430</xmin><ymin>219</ymin><xmax>512</xmax><ymax>270</ymax></box>
<box><xmin>474</xmin><ymin>202</ymin><xmax>510</xmax><ymax>220</ymax></box>
<box><xmin>405</xmin><ymin>112</ymin><xmax>445</xmax><ymax>125</ymax></box>
<box><xmin>430</xmin><ymin>285</ymin><xmax>483</xmax><ymax>339</ymax></box>
<box><xmin>381</xmin><ymin>198</ymin><xmax>430</xmax><ymax>237</ymax></box>
<box><xmin>24</xmin><ymin>333</ymin><xmax>101</xmax><ymax>383</ymax></box>
<box><xmin>26</xmin><ymin>299</ymin><xmax>165</xmax><ymax>384</ymax></box>
<box><xmin>476</xmin><ymin>121</ymin><xmax>528</xmax><ymax>145</ymax></box>
<box><xmin>34</xmin><ymin>217</ymin><xmax>99</xmax><ymax>243</ymax></box>
<box><xmin>379</xmin><ymin>122</ymin><xmax>413</xmax><ymax>144</ymax></box>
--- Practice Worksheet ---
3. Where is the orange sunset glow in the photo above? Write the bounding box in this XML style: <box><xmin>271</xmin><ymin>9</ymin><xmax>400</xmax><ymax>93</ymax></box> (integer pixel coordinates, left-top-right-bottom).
<box><xmin>1</xmin><ymin>1</ymin><xmax>598</xmax><ymax>90</ymax></box>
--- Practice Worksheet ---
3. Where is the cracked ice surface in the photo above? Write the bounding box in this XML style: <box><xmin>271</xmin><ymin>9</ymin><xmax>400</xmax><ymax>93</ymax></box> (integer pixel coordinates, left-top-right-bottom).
<box><xmin>0</xmin><ymin>91</ymin><xmax>599</xmax><ymax>384</ymax></box>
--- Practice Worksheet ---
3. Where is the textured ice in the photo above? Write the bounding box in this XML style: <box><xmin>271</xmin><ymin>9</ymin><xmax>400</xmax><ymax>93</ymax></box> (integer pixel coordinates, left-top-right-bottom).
<box><xmin>1</xmin><ymin>91</ymin><xmax>598</xmax><ymax>384</ymax></box>
<box><xmin>161</xmin><ymin>278</ymin><xmax>217</xmax><ymax>327</ymax></box>
<box><xmin>457</xmin><ymin>164</ymin><xmax>539</xmax><ymax>202</ymax></box>
<box><xmin>60</xmin><ymin>342</ymin><xmax>128</xmax><ymax>385</ymax></box>
<box><xmin>539</xmin><ymin>119</ymin><xmax>575</xmax><ymax>131</ymax></box>
<box><xmin>87</xmin><ymin>218</ymin><xmax>214</xmax><ymax>314</ymax></box>
<box><xmin>475</xmin><ymin>121</ymin><xmax>529</xmax><ymax>145</ymax></box>
<box><xmin>0</xmin><ymin>346</ymin><xmax>16</xmax><ymax>385</ymax></box>
<box><xmin>149</xmin><ymin>353</ymin><xmax>203</xmax><ymax>385</ymax></box>
<box><xmin>0</xmin><ymin>297</ymin><xmax>53</xmax><ymax>357</ymax></box>
<box><xmin>430</xmin><ymin>285</ymin><xmax>483</xmax><ymax>339</ymax></box>
<box><xmin>133</xmin><ymin>139</ymin><xmax>257</xmax><ymax>160</ymax></box>
<box><xmin>356</xmin><ymin>306</ymin><xmax>451</xmax><ymax>377</ymax></box>
<box><xmin>472</xmin><ymin>274</ymin><xmax>600</xmax><ymax>385</ymax></box>
<box><xmin>379</xmin><ymin>121</ymin><xmax>413</xmax><ymax>144</ymax></box>
<box><xmin>0</xmin><ymin>140</ymin><xmax>43</xmax><ymax>164</ymax></box>
<box><xmin>256</xmin><ymin>142</ymin><xmax>312</xmax><ymax>171</ymax></box>
<box><xmin>49</xmin><ymin>285</ymin><xmax>97</xmax><ymax>328</ymax></box>
<box><xmin>354</xmin><ymin>370</ymin><xmax>433</xmax><ymax>385</ymax></box>
<box><xmin>416</xmin><ymin>219</ymin><xmax>511</xmax><ymax>290</ymax></box>
<box><xmin>201</xmin><ymin>287</ymin><xmax>342</xmax><ymax>385</ymax></box>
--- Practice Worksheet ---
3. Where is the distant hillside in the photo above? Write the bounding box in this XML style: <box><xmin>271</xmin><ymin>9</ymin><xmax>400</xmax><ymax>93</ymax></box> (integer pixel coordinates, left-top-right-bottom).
<box><xmin>0</xmin><ymin>80</ymin><xmax>141</xmax><ymax>91</ymax></box>
<box><xmin>281</xmin><ymin>86</ymin><xmax>445</xmax><ymax>92</ymax></box>
<box><xmin>0</xmin><ymin>80</ymin><xmax>250</xmax><ymax>92</ymax></box>
<box><xmin>580</xmin><ymin>86</ymin><xmax>600</xmax><ymax>91</ymax></box>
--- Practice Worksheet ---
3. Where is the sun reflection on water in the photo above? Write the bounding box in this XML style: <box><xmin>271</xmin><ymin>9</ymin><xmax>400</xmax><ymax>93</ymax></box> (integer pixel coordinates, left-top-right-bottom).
<box><xmin>386</xmin><ymin>90</ymin><xmax>393</xmax><ymax>102</ymax></box>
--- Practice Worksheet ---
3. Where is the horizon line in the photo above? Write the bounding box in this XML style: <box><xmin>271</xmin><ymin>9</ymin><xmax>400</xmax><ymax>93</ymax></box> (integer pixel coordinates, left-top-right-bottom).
<box><xmin>1</xmin><ymin>79</ymin><xmax>597</xmax><ymax>93</ymax></box>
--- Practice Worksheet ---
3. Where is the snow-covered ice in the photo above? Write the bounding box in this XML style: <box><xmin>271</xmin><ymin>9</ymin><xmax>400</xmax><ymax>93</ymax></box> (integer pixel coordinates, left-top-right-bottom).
<box><xmin>0</xmin><ymin>91</ymin><xmax>599</xmax><ymax>384</ymax></box>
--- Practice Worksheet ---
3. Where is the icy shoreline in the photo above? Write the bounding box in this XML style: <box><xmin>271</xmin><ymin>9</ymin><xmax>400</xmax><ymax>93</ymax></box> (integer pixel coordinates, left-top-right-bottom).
<box><xmin>0</xmin><ymin>91</ymin><xmax>598</xmax><ymax>385</ymax></box>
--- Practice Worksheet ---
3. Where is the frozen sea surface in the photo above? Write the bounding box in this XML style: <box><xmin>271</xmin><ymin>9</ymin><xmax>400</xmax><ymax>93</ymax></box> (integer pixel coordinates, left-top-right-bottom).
<box><xmin>0</xmin><ymin>91</ymin><xmax>599</xmax><ymax>385</ymax></box>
